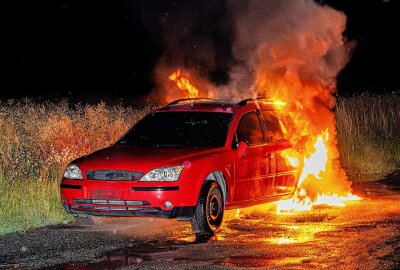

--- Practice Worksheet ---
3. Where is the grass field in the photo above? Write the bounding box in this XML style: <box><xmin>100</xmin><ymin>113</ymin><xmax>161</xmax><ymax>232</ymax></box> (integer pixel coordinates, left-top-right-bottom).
<box><xmin>0</xmin><ymin>173</ymin><xmax>73</xmax><ymax>235</ymax></box>
<box><xmin>0</xmin><ymin>94</ymin><xmax>399</xmax><ymax>234</ymax></box>
<box><xmin>336</xmin><ymin>93</ymin><xmax>400</xmax><ymax>179</ymax></box>
<box><xmin>0</xmin><ymin>100</ymin><xmax>153</xmax><ymax>235</ymax></box>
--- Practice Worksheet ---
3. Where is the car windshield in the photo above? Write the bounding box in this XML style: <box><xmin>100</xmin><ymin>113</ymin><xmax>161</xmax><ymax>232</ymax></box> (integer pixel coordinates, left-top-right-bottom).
<box><xmin>118</xmin><ymin>112</ymin><xmax>233</xmax><ymax>147</ymax></box>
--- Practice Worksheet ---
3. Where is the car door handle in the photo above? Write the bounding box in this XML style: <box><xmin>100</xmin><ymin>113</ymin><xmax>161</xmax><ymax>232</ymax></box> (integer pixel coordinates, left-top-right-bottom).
<box><xmin>265</xmin><ymin>152</ymin><xmax>272</xmax><ymax>159</ymax></box>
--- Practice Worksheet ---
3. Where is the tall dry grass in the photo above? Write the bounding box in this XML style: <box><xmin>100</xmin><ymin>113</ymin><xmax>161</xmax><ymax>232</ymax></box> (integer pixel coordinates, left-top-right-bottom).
<box><xmin>0</xmin><ymin>100</ymin><xmax>154</xmax><ymax>180</ymax></box>
<box><xmin>336</xmin><ymin>93</ymin><xmax>400</xmax><ymax>178</ymax></box>
<box><xmin>0</xmin><ymin>100</ymin><xmax>153</xmax><ymax>234</ymax></box>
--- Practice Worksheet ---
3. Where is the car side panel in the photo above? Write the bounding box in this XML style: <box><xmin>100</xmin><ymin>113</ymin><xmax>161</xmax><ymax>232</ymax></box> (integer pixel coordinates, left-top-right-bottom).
<box><xmin>233</xmin><ymin>144</ymin><xmax>276</xmax><ymax>202</ymax></box>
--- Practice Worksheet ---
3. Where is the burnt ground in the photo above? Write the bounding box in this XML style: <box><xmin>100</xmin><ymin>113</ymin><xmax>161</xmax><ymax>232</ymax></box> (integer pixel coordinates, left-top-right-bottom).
<box><xmin>0</xmin><ymin>179</ymin><xmax>400</xmax><ymax>270</ymax></box>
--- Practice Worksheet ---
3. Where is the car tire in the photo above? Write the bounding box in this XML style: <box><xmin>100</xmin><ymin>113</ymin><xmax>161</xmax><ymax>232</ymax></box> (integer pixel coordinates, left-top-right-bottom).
<box><xmin>191</xmin><ymin>181</ymin><xmax>224</xmax><ymax>235</ymax></box>
<box><xmin>74</xmin><ymin>215</ymin><xmax>106</xmax><ymax>226</ymax></box>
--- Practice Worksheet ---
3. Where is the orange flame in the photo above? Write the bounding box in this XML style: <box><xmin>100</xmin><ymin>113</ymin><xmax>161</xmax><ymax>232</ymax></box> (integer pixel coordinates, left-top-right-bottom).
<box><xmin>161</xmin><ymin>0</ymin><xmax>360</xmax><ymax>215</ymax></box>
<box><xmin>297</xmin><ymin>130</ymin><xmax>329</xmax><ymax>186</ymax></box>
<box><xmin>276</xmin><ymin>128</ymin><xmax>361</xmax><ymax>213</ymax></box>
<box><xmin>165</xmin><ymin>69</ymin><xmax>362</xmax><ymax>213</ymax></box>
<box><xmin>168</xmin><ymin>69</ymin><xmax>200</xmax><ymax>98</ymax></box>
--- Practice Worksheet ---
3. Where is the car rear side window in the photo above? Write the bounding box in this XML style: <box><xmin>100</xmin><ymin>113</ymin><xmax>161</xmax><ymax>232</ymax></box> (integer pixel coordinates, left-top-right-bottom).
<box><xmin>236</xmin><ymin>111</ymin><xmax>265</xmax><ymax>145</ymax></box>
<box><xmin>261</xmin><ymin>111</ymin><xmax>285</xmax><ymax>141</ymax></box>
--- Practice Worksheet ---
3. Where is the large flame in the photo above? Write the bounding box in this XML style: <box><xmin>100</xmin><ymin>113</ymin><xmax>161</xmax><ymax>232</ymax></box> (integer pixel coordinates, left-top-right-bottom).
<box><xmin>163</xmin><ymin>0</ymin><xmax>362</xmax><ymax>213</ymax></box>
<box><xmin>166</xmin><ymin>69</ymin><xmax>362</xmax><ymax>213</ymax></box>
<box><xmin>298</xmin><ymin>130</ymin><xmax>329</xmax><ymax>185</ymax></box>
<box><xmin>277</xmin><ymin>127</ymin><xmax>361</xmax><ymax>213</ymax></box>
<box><xmin>168</xmin><ymin>69</ymin><xmax>200</xmax><ymax>98</ymax></box>
<box><xmin>244</xmin><ymin>1</ymin><xmax>362</xmax><ymax>213</ymax></box>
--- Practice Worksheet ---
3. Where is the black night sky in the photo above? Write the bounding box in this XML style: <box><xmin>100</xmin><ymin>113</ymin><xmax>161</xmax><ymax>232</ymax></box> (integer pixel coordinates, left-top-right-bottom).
<box><xmin>3</xmin><ymin>0</ymin><xmax>400</xmax><ymax>101</ymax></box>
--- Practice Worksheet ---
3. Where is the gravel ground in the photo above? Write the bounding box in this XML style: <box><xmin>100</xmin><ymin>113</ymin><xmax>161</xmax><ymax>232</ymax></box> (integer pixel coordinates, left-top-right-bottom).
<box><xmin>0</xmin><ymin>178</ymin><xmax>399</xmax><ymax>270</ymax></box>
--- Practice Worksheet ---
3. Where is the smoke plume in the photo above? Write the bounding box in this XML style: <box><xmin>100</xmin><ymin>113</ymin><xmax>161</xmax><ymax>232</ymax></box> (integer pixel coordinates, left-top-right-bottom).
<box><xmin>226</xmin><ymin>0</ymin><xmax>354</xmax><ymax>196</ymax></box>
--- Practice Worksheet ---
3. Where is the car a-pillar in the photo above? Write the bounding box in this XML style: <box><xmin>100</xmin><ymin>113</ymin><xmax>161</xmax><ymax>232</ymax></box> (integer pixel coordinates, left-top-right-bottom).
<box><xmin>190</xmin><ymin>171</ymin><xmax>227</xmax><ymax>236</ymax></box>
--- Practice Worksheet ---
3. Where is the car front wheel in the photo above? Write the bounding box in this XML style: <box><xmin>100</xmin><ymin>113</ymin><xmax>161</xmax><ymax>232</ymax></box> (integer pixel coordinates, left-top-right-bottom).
<box><xmin>191</xmin><ymin>181</ymin><xmax>224</xmax><ymax>235</ymax></box>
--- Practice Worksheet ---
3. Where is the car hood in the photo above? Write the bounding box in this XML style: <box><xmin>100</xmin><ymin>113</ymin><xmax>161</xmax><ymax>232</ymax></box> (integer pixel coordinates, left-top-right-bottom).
<box><xmin>74</xmin><ymin>145</ymin><xmax>221</xmax><ymax>173</ymax></box>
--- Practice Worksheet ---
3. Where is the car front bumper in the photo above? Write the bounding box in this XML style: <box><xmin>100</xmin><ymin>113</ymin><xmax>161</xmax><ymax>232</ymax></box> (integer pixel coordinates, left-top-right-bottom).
<box><xmin>60</xmin><ymin>178</ymin><xmax>198</xmax><ymax>219</ymax></box>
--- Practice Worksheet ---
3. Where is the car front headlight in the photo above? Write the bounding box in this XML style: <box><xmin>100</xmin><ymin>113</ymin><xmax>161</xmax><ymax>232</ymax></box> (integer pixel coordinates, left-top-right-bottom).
<box><xmin>63</xmin><ymin>164</ymin><xmax>83</xmax><ymax>180</ymax></box>
<box><xmin>140</xmin><ymin>166</ymin><xmax>184</xmax><ymax>182</ymax></box>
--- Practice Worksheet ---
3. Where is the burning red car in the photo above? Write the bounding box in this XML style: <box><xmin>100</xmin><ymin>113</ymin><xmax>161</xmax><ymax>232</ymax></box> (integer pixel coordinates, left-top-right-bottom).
<box><xmin>60</xmin><ymin>98</ymin><xmax>298</xmax><ymax>234</ymax></box>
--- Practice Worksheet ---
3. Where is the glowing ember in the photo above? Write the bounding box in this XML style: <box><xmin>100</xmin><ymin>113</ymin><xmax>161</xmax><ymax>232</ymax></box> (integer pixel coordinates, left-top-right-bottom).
<box><xmin>168</xmin><ymin>69</ymin><xmax>200</xmax><ymax>98</ymax></box>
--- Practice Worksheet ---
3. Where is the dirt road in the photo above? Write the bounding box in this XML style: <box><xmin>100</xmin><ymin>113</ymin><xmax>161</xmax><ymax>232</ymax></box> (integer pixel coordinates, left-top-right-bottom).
<box><xmin>1</xmin><ymin>178</ymin><xmax>399</xmax><ymax>270</ymax></box>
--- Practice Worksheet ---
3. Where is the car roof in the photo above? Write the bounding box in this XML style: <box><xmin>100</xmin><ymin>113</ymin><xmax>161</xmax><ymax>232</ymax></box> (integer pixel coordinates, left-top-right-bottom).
<box><xmin>155</xmin><ymin>98</ymin><xmax>283</xmax><ymax>113</ymax></box>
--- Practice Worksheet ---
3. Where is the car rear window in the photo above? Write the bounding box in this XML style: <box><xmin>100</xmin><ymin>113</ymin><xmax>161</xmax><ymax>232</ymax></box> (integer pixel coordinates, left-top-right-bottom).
<box><xmin>261</xmin><ymin>110</ymin><xmax>290</xmax><ymax>141</ymax></box>
<box><xmin>236</xmin><ymin>111</ymin><xmax>265</xmax><ymax>145</ymax></box>
<box><xmin>262</xmin><ymin>111</ymin><xmax>284</xmax><ymax>140</ymax></box>
<box><xmin>118</xmin><ymin>112</ymin><xmax>233</xmax><ymax>148</ymax></box>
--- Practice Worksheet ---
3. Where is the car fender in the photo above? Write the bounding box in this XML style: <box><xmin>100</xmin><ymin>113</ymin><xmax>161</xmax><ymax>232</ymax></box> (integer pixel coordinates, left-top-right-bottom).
<box><xmin>174</xmin><ymin>150</ymin><xmax>235</xmax><ymax>206</ymax></box>
<box><xmin>188</xmin><ymin>160</ymin><xmax>233</xmax><ymax>205</ymax></box>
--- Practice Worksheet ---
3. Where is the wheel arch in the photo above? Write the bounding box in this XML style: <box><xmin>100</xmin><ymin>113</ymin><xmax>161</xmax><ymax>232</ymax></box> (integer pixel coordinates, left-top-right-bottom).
<box><xmin>204</xmin><ymin>171</ymin><xmax>228</xmax><ymax>206</ymax></box>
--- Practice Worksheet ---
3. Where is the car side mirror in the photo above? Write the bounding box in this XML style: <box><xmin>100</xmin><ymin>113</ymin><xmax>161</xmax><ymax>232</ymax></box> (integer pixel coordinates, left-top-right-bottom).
<box><xmin>237</xmin><ymin>141</ymin><xmax>249</xmax><ymax>158</ymax></box>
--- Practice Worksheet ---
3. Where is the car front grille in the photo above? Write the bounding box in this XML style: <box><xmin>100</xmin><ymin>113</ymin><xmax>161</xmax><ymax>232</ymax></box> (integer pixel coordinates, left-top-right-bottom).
<box><xmin>86</xmin><ymin>170</ymin><xmax>142</xmax><ymax>181</ymax></box>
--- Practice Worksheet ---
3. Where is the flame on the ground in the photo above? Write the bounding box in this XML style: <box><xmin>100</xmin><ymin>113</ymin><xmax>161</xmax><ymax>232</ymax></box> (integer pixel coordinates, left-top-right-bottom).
<box><xmin>168</xmin><ymin>69</ymin><xmax>200</xmax><ymax>98</ymax></box>
<box><xmin>277</xmin><ymin>127</ymin><xmax>361</xmax><ymax>214</ymax></box>
<box><xmin>277</xmin><ymin>193</ymin><xmax>362</xmax><ymax>213</ymax></box>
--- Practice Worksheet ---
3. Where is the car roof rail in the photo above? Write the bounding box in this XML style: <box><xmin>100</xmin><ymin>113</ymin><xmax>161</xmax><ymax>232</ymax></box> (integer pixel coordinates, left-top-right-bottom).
<box><xmin>237</xmin><ymin>97</ymin><xmax>287</xmax><ymax>107</ymax></box>
<box><xmin>237</xmin><ymin>97</ymin><xmax>270</xmax><ymax>106</ymax></box>
<box><xmin>166</xmin><ymin>98</ymin><xmax>219</xmax><ymax>106</ymax></box>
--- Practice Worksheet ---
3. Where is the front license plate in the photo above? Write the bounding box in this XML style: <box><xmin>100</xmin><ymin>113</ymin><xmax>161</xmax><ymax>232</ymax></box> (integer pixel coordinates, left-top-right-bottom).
<box><xmin>89</xmin><ymin>189</ymin><xmax>119</xmax><ymax>200</ymax></box>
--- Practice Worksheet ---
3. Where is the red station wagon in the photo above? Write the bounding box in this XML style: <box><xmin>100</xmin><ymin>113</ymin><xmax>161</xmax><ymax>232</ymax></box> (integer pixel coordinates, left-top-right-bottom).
<box><xmin>60</xmin><ymin>98</ymin><xmax>298</xmax><ymax>235</ymax></box>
